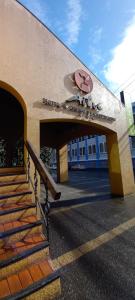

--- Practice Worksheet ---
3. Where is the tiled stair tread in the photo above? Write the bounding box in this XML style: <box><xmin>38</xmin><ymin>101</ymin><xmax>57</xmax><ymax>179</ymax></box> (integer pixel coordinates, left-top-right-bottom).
<box><xmin>0</xmin><ymin>203</ymin><xmax>34</xmax><ymax>215</ymax></box>
<box><xmin>0</xmin><ymin>199</ymin><xmax>33</xmax><ymax>206</ymax></box>
<box><xmin>0</xmin><ymin>216</ymin><xmax>43</xmax><ymax>240</ymax></box>
<box><xmin>0</xmin><ymin>189</ymin><xmax>32</xmax><ymax>199</ymax></box>
<box><xmin>0</xmin><ymin>180</ymin><xmax>28</xmax><ymax>187</ymax></box>
<box><xmin>0</xmin><ymin>201</ymin><xmax>34</xmax><ymax>214</ymax></box>
<box><xmin>0</xmin><ymin>170</ymin><xmax>60</xmax><ymax>300</ymax></box>
<box><xmin>0</xmin><ymin>233</ymin><xmax>47</xmax><ymax>267</ymax></box>
<box><xmin>0</xmin><ymin>171</ymin><xmax>25</xmax><ymax>177</ymax></box>
<box><xmin>0</xmin><ymin>259</ymin><xmax>55</xmax><ymax>299</ymax></box>
<box><xmin>0</xmin><ymin>215</ymin><xmax>39</xmax><ymax>233</ymax></box>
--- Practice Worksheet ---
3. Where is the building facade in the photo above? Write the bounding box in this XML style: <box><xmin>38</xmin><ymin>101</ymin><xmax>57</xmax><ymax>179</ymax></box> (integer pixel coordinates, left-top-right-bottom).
<box><xmin>0</xmin><ymin>0</ymin><xmax>134</xmax><ymax>197</ymax></box>
<box><xmin>0</xmin><ymin>1</ymin><xmax>135</xmax><ymax>298</ymax></box>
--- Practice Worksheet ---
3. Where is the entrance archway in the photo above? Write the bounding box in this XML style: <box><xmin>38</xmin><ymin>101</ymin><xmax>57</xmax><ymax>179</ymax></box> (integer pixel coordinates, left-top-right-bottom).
<box><xmin>40</xmin><ymin>119</ymin><xmax>132</xmax><ymax>196</ymax></box>
<box><xmin>0</xmin><ymin>85</ymin><xmax>26</xmax><ymax>169</ymax></box>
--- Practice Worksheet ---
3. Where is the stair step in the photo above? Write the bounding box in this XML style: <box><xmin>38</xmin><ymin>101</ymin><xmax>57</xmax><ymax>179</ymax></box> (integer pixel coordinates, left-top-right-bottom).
<box><xmin>0</xmin><ymin>215</ymin><xmax>42</xmax><ymax>236</ymax></box>
<box><xmin>0</xmin><ymin>202</ymin><xmax>35</xmax><ymax>215</ymax></box>
<box><xmin>0</xmin><ymin>174</ymin><xmax>26</xmax><ymax>184</ymax></box>
<box><xmin>0</xmin><ymin>260</ymin><xmax>60</xmax><ymax>300</ymax></box>
<box><xmin>0</xmin><ymin>180</ymin><xmax>28</xmax><ymax>187</ymax></box>
<box><xmin>0</xmin><ymin>233</ymin><xmax>49</xmax><ymax>279</ymax></box>
<box><xmin>0</xmin><ymin>168</ymin><xmax>25</xmax><ymax>177</ymax></box>
<box><xmin>0</xmin><ymin>196</ymin><xmax>32</xmax><ymax>206</ymax></box>
<box><xmin>0</xmin><ymin>233</ymin><xmax>47</xmax><ymax>265</ymax></box>
<box><xmin>0</xmin><ymin>189</ymin><xmax>32</xmax><ymax>201</ymax></box>
<box><xmin>0</xmin><ymin>170</ymin><xmax>61</xmax><ymax>299</ymax></box>
<box><xmin>0</xmin><ymin>203</ymin><xmax>36</xmax><ymax>223</ymax></box>
<box><xmin>0</xmin><ymin>216</ymin><xmax>43</xmax><ymax>246</ymax></box>
<box><xmin>0</xmin><ymin>180</ymin><xmax>29</xmax><ymax>193</ymax></box>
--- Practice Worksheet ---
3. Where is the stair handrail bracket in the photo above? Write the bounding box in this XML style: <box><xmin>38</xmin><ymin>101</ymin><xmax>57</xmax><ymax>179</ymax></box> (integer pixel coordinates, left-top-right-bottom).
<box><xmin>24</xmin><ymin>140</ymin><xmax>61</xmax><ymax>241</ymax></box>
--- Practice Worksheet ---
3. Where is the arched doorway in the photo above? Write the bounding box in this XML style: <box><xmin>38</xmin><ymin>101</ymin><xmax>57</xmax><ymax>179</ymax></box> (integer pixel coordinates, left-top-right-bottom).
<box><xmin>0</xmin><ymin>87</ymin><xmax>24</xmax><ymax>168</ymax></box>
<box><xmin>40</xmin><ymin>119</ymin><xmax>113</xmax><ymax>197</ymax></box>
<box><xmin>40</xmin><ymin>119</ymin><xmax>135</xmax><ymax>196</ymax></box>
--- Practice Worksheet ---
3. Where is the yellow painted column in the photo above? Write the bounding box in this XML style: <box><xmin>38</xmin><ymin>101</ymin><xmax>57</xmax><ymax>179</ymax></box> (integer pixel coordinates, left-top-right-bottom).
<box><xmin>56</xmin><ymin>145</ymin><xmax>68</xmax><ymax>183</ymax></box>
<box><xmin>107</xmin><ymin>132</ymin><xmax>135</xmax><ymax>196</ymax></box>
<box><xmin>26</xmin><ymin>117</ymin><xmax>40</xmax><ymax>200</ymax></box>
<box><xmin>27</xmin><ymin>117</ymin><xmax>40</xmax><ymax>153</ymax></box>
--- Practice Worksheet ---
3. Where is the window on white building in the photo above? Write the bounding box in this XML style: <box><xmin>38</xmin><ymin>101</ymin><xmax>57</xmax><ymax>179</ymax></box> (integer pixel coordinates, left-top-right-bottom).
<box><xmin>72</xmin><ymin>149</ymin><xmax>74</xmax><ymax>157</ymax></box>
<box><xmin>104</xmin><ymin>142</ymin><xmax>107</xmax><ymax>152</ymax></box>
<box><xmin>100</xmin><ymin>143</ymin><xmax>104</xmax><ymax>153</ymax></box>
<box><xmin>80</xmin><ymin>147</ymin><xmax>83</xmax><ymax>156</ymax></box>
<box><xmin>88</xmin><ymin>145</ymin><xmax>92</xmax><ymax>155</ymax></box>
<box><xmin>92</xmin><ymin>144</ymin><xmax>96</xmax><ymax>153</ymax></box>
<box><xmin>83</xmin><ymin>147</ymin><xmax>85</xmax><ymax>156</ymax></box>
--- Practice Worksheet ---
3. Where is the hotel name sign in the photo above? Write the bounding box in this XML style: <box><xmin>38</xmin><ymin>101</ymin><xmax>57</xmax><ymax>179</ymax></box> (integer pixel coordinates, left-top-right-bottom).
<box><xmin>42</xmin><ymin>69</ymin><xmax>115</xmax><ymax>122</ymax></box>
<box><xmin>42</xmin><ymin>94</ymin><xmax>115</xmax><ymax>122</ymax></box>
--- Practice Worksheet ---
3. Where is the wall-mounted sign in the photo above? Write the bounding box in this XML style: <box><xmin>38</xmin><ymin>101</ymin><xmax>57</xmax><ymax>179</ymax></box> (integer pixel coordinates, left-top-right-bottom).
<box><xmin>66</xmin><ymin>94</ymin><xmax>102</xmax><ymax>111</ymax></box>
<box><xmin>42</xmin><ymin>96</ymin><xmax>115</xmax><ymax>123</ymax></box>
<box><xmin>74</xmin><ymin>70</ymin><xmax>93</xmax><ymax>94</ymax></box>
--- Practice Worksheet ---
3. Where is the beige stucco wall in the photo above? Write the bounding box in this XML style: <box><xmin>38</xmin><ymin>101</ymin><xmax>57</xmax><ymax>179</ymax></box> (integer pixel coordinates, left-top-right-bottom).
<box><xmin>0</xmin><ymin>0</ymin><xmax>134</xmax><ymax>196</ymax></box>
<box><xmin>0</xmin><ymin>0</ymin><xmax>120</xmax><ymax>127</ymax></box>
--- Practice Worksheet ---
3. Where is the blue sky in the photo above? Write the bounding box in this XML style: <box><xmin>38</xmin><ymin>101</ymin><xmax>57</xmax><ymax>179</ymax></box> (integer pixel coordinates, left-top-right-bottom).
<box><xmin>19</xmin><ymin>0</ymin><xmax>135</xmax><ymax>99</ymax></box>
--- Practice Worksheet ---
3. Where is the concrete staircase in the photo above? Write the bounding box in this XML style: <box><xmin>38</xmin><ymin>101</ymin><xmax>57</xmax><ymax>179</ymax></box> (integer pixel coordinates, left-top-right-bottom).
<box><xmin>0</xmin><ymin>169</ymin><xmax>61</xmax><ymax>300</ymax></box>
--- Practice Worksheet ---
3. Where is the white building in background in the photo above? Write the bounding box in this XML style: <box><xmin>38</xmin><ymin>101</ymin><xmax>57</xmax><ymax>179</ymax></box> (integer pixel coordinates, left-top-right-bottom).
<box><xmin>68</xmin><ymin>135</ymin><xmax>108</xmax><ymax>169</ymax></box>
<box><xmin>68</xmin><ymin>133</ymin><xmax>135</xmax><ymax>170</ymax></box>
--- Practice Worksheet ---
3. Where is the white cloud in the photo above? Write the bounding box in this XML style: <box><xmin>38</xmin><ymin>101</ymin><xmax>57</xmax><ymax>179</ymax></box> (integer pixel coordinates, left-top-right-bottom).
<box><xmin>93</xmin><ymin>27</ymin><xmax>103</xmax><ymax>44</ymax></box>
<box><xmin>89</xmin><ymin>47</ymin><xmax>102</xmax><ymax>66</ymax></box>
<box><xmin>104</xmin><ymin>16</ymin><xmax>135</xmax><ymax>101</ymax></box>
<box><xmin>89</xmin><ymin>27</ymin><xmax>103</xmax><ymax>69</ymax></box>
<box><xmin>66</xmin><ymin>0</ymin><xmax>82</xmax><ymax>47</ymax></box>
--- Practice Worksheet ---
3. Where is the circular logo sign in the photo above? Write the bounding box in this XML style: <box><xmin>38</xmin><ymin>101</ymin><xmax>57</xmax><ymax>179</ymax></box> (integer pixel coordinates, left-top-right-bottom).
<box><xmin>74</xmin><ymin>69</ymin><xmax>93</xmax><ymax>94</ymax></box>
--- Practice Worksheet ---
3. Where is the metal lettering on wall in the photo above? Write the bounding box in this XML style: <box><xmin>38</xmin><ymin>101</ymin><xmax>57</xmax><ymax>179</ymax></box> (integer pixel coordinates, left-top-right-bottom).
<box><xmin>42</xmin><ymin>95</ymin><xmax>115</xmax><ymax>122</ymax></box>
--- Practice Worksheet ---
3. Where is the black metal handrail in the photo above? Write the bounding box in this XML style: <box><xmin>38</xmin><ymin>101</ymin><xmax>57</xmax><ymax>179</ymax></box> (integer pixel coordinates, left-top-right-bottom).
<box><xmin>24</xmin><ymin>140</ymin><xmax>61</xmax><ymax>241</ymax></box>
<box><xmin>25</xmin><ymin>141</ymin><xmax>61</xmax><ymax>200</ymax></box>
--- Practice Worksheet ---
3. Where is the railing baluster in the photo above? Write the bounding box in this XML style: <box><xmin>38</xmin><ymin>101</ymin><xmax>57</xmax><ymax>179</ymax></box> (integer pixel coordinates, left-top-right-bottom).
<box><xmin>27</xmin><ymin>152</ymin><xmax>30</xmax><ymax>182</ymax></box>
<box><xmin>24</xmin><ymin>140</ymin><xmax>61</xmax><ymax>245</ymax></box>
<box><xmin>44</xmin><ymin>180</ymin><xmax>50</xmax><ymax>242</ymax></box>
<box><xmin>34</xmin><ymin>167</ymin><xmax>38</xmax><ymax>204</ymax></box>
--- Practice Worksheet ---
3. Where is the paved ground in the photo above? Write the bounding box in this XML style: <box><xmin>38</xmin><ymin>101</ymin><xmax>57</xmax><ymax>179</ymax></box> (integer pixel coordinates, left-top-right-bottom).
<box><xmin>41</xmin><ymin>169</ymin><xmax>111</xmax><ymax>204</ymax></box>
<box><xmin>47</xmin><ymin>170</ymin><xmax>135</xmax><ymax>300</ymax></box>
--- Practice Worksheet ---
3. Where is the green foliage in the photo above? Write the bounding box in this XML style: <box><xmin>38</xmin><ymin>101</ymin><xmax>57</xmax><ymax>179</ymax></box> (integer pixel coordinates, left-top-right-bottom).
<box><xmin>40</xmin><ymin>146</ymin><xmax>53</xmax><ymax>168</ymax></box>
